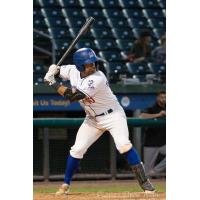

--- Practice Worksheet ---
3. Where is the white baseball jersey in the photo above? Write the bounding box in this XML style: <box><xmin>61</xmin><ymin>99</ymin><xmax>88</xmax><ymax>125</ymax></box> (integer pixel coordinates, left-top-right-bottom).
<box><xmin>60</xmin><ymin>65</ymin><xmax>120</xmax><ymax>117</ymax></box>
<box><xmin>59</xmin><ymin>64</ymin><xmax>132</xmax><ymax>159</ymax></box>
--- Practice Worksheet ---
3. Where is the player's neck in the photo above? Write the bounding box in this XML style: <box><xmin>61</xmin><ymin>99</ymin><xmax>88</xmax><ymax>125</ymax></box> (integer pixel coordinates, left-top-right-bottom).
<box><xmin>80</xmin><ymin>69</ymin><xmax>96</xmax><ymax>78</ymax></box>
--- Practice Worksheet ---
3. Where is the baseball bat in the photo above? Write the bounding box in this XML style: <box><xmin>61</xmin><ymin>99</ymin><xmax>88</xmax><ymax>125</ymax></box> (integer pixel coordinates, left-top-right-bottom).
<box><xmin>56</xmin><ymin>17</ymin><xmax>95</xmax><ymax>66</ymax></box>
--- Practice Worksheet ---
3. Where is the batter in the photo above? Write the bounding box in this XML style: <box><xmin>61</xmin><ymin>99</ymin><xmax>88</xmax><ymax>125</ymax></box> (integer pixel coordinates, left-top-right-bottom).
<box><xmin>44</xmin><ymin>48</ymin><xmax>155</xmax><ymax>195</ymax></box>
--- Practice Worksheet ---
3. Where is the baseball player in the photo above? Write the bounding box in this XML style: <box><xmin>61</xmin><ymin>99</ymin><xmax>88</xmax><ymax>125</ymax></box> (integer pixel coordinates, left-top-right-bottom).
<box><xmin>44</xmin><ymin>48</ymin><xmax>155</xmax><ymax>195</ymax></box>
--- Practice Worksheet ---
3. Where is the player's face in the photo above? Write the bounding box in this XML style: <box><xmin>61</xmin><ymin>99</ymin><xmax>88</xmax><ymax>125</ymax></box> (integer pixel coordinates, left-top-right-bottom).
<box><xmin>81</xmin><ymin>63</ymin><xmax>96</xmax><ymax>77</ymax></box>
<box><xmin>157</xmin><ymin>94</ymin><xmax>166</xmax><ymax>108</ymax></box>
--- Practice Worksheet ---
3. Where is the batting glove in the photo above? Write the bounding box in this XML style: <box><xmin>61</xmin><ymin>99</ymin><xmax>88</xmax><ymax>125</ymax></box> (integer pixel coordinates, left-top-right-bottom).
<box><xmin>44</xmin><ymin>72</ymin><xmax>56</xmax><ymax>86</ymax></box>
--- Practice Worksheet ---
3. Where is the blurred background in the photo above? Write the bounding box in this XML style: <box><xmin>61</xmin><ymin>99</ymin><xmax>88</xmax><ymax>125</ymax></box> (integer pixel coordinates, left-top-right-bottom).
<box><xmin>33</xmin><ymin>0</ymin><xmax>166</xmax><ymax>182</ymax></box>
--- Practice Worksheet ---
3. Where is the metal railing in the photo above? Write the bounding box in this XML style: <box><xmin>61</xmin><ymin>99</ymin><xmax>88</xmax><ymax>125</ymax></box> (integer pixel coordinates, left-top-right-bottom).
<box><xmin>33</xmin><ymin>118</ymin><xmax>166</xmax><ymax>181</ymax></box>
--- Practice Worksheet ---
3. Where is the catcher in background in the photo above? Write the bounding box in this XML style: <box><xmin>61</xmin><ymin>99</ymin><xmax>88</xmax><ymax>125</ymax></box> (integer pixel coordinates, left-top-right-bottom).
<box><xmin>44</xmin><ymin>48</ymin><xmax>155</xmax><ymax>195</ymax></box>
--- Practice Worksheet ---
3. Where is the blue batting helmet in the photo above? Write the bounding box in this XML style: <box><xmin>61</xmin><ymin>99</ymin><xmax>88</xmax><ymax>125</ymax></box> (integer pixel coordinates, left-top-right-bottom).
<box><xmin>73</xmin><ymin>48</ymin><xmax>100</xmax><ymax>72</ymax></box>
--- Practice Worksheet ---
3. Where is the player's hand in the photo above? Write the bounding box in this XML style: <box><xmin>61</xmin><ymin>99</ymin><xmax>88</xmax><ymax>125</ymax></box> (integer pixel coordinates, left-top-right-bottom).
<box><xmin>44</xmin><ymin>72</ymin><xmax>56</xmax><ymax>86</ymax></box>
<box><xmin>158</xmin><ymin>110</ymin><xmax>166</xmax><ymax>117</ymax></box>
<box><xmin>48</xmin><ymin>64</ymin><xmax>60</xmax><ymax>75</ymax></box>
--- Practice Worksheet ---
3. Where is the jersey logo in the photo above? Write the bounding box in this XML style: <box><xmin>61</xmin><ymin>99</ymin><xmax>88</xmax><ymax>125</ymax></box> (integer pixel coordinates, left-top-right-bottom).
<box><xmin>88</xmin><ymin>80</ymin><xmax>95</xmax><ymax>89</ymax></box>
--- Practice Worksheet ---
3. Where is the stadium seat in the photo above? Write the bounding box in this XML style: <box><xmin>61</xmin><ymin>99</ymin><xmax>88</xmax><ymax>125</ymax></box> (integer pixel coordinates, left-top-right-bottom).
<box><xmin>108</xmin><ymin>18</ymin><xmax>130</xmax><ymax>28</ymax></box>
<box><xmin>112</xmin><ymin>28</ymin><xmax>136</xmax><ymax>40</ymax></box>
<box><xmin>93</xmin><ymin>18</ymin><xmax>110</xmax><ymax>28</ymax></box>
<box><xmin>41</xmin><ymin>8</ymin><xmax>63</xmax><ymax>17</ymax></box>
<box><xmin>80</xmin><ymin>0</ymin><xmax>102</xmax><ymax>8</ymax></box>
<box><xmin>150</xmin><ymin>39</ymin><xmax>159</xmax><ymax>49</ymax></box>
<box><xmin>148</xmin><ymin>18</ymin><xmax>166</xmax><ymax>29</ymax></box>
<box><xmin>83</xmin><ymin>8</ymin><xmax>105</xmax><ymax>18</ymax></box>
<box><xmin>49</xmin><ymin>28</ymin><xmax>72</xmax><ymax>39</ymax></box>
<box><xmin>66</xmin><ymin>17</ymin><xmax>86</xmax><ymax>28</ymax></box>
<box><xmin>69</xmin><ymin>28</ymin><xmax>94</xmax><ymax>39</ymax></box>
<box><xmin>62</xmin><ymin>8</ymin><xmax>83</xmax><ymax>18</ymax></box>
<box><xmin>91</xmin><ymin>28</ymin><xmax>115</xmax><ymax>39</ymax></box>
<box><xmin>34</xmin><ymin>0</ymin><xmax>40</xmax><ymax>7</ymax></box>
<box><xmin>116</xmin><ymin>39</ymin><xmax>133</xmax><ymax>51</ymax></box>
<box><xmin>38</xmin><ymin>0</ymin><xmax>61</xmax><ymax>7</ymax></box>
<box><xmin>95</xmin><ymin>39</ymin><xmax>118</xmax><ymax>51</ymax></box>
<box><xmin>45</xmin><ymin>17</ymin><xmax>67</xmax><ymax>27</ymax></box>
<box><xmin>143</xmin><ymin>9</ymin><xmax>165</xmax><ymax>18</ymax></box>
<box><xmin>139</xmin><ymin>0</ymin><xmax>160</xmax><ymax>8</ymax></box>
<box><xmin>148</xmin><ymin>63</ymin><xmax>166</xmax><ymax>75</ymax></box>
<box><xmin>34</xmin><ymin>28</ymin><xmax>50</xmax><ymax>42</ymax></box>
<box><xmin>128</xmin><ymin>18</ymin><xmax>150</xmax><ymax>29</ymax></box>
<box><xmin>126</xmin><ymin>62</ymin><xmax>151</xmax><ymax>75</ymax></box>
<box><xmin>99</xmin><ymin>0</ymin><xmax>121</xmax><ymax>8</ymax></box>
<box><xmin>59</xmin><ymin>0</ymin><xmax>81</xmax><ymax>8</ymax></box>
<box><xmin>33</xmin><ymin>63</ymin><xmax>46</xmax><ymax>74</ymax></box>
<box><xmin>75</xmin><ymin>39</ymin><xmax>97</xmax><ymax>50</ymax></box>
<box><xmin>152</xmin><ymin>28</ymin><xmax>165</xmax><ymax>39</ymax></box>
<box><xmin>55</xmin><ymin>39</ymin><xmax>71</xmax><ymax>50</ymax></box>
<box><xmin>103</xmin><ymin>8</ymin><xmax>125</xmax><ymax>18</ymax></box>
<box><xmin>158</xmin><ymin>0</ymin><xmax>166</xmax><ymax>8</ymax></box>
<box><xmin>119</xmin><ymin>0</ymin><xmax>141</xmax><ymax>8</ymax></box>
<box><xmin>104</xmin><ymin>62</ymin><xmax>130</xmax><ymax>83</ymax></box>
<box><xmin>123</xmin><ymin>9</ymin><xmax>145</xmax><ymax>18</ymax></box>
<box><xmin>33</xmin><ymin>8</ymin><xmax>43</xmax><ymax>17</ymax></box>
<box><xmin>99</xmin><ymin>51</ymin><xmax>124</xmax><ymax>62</ymax></box>
<box><xmin>34</xmin><ymin>17</ymin><xmax>47</xmax><ymax>28</ymax></box>
<box><xmin>33</xmin><ymin>74</ymin><xmax>45</xmax><ymax>85</ymax></box>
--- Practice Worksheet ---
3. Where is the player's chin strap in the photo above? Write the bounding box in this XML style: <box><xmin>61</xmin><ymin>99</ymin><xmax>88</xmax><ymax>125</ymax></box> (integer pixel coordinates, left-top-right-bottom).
<box><xmin>51</xmin><ymin>82</ymin><xmax>86</xmax><ymax>103</ymax></box>
<box><xmin>131</xmin><ymin>162</ymin><xmax>155</xmax><ymax>192</ymax></box>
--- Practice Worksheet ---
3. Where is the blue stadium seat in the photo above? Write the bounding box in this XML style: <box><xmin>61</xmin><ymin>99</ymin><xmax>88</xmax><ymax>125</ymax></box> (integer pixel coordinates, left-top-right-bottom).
<box><xmin>91</xmin><ymin>28</ymin><xmax>115</xmax><ymax>39</ymax></box>
<box><xmin>99</xmin><ymin>51</ymin><xmax>124</xmax><ymax>62</ymax></box>
<box><xmin>152</xmin><ymin>28</ymin><xmax>165</xmax><ymax>39</ymax></box>
<box><xmin>139</xmin><ymin>0</ymin><xmax>160</xmax><ymax>8</ymax></box>
<box><xmin>34</xmin><ymin>17</ymin><xmax>47</xmax><ymax>28</ymax></box>
<box><xmin>66</xmin><ymin>17</ymin><xmax>86</xmax><ymax>28</ymax></box>
<box><xmin>143</xmin><ymin>9</ymin><xmax>165</xmax><ymax>18</ymax></box>
<box><xmin>55</xmin><ymin>39</ymin><xmax>71</xmax><ymax>50</ymax></box>
<box><xmin>99</xmin><ymin>0</ymin><xmax>121</xmax><ymax>8</ymax></box>
<box><xmin>75</xmin><ymin>39</ymin><xmax>97</xmax><ymax>50</ymax></box>
<box><xmin>80</xmin><ymin>0</ymin><xmax>102</xmax><ymax>8</ymax></box>
<box><xmin>33</xmin><ymin>63</ymin><xmax>46</xmax><ymax>74</ymax></box>
<box><xmin>34</xmin><ymin>28</ymin><xmax>50</xmax><ymax>41</ymax></box>
<box><xmin>150</xmin><ymin>39</ymin><xmax>159</xmax><ymax>49</ymax></box>
<box><xmin>83</xmin><ymin>8</ymin><xmax>105</xmax><ymax>18</ymax></box>
<box><xmin>103</xmin><ymin>9</ymin><xmax>125</xmax><ymax>18</ymax></box>
<box><xmin>33</xmin><ymin>74</ymin><xmax>45</xmax><ymax>85</ymax></box>
<box><xmin>69</xmin><ymin>28</ymin><xmax>94</xmax><ymax>39</ymax></box>
<box><xmin>103</xmin><ymin>62</ymin><xmax>130</xmax><ymax>83</ymax></box>
<box><xmin>95</xmin><ymin>39</ymin><xmax>118</xmax><ymax>50</ymax></box>
<box><xmin>45</xmin><ymin>17</ymin><xmax>67</xmax><ymax>27</ymax></box>
<box><xmin>108</xmin><ymin>18</ymin><xmax>129</xmax><ymax>28</ymax></box>
<box><xmin>126</xmin><ymin>62</ymin><xmax>152</xmax><ymax>75</ymax></box>
<box><xmin>93</xmin><ymin>18</ymin><xmax>110</xmax><ymax>28</ymax></box>
<box><xmin>123</xmin><ymin>9</ymin><xmax>145</xmax><ymax>18</ymax></box>
<box><xmin>112</xmin><ymin>28</ymin><xmax>136</xmax><ymax>40</ymax></box>
<box><xmin>116</xmin><ymin>39</ymin><xmax>133</xmax><ymax>51</ymax></box>
<box><xmin>41</xmin><ymin>8</ymin><xmax>63</xmax><ymax>17</ymax></box>
<box><xmin>148</xmin><ymin>18</ymin><xmax>166</xmax><ymax>29</ymax></box>
<box><xmin>49</xmin><ymin>28</ymin><xmax>72</xmax><ymax>39</ymax></box>
<box><xmin>128</xmin><ymin>18</ymin><xmax>150</xmax><ymax>29</ymax></box>
<box><xmin>119</xmin><ymin>0</ymin><xmax>141</xmax><ymax>8</ymax></box>
<box><xmin>59</xmin><ymin>0</ymin><xmax>81</xmax><ymax>8</ymax></box>
<box><xmin>148</xmin><ymin>63</ymin><xmax>166</xmax><ymax>75</ymax></box>
<box><xmin>33</xmin><ymin>8</ymin><xmax>43</xmax><ymax>17</ymax></box>
<box><xmin>62</xmin><ymin>8</ymin><xmax>83</xmax><ymax>18</ymax></box>
<box><xmin>38</xmin><ymin>0</ymin><xmax>61</xmax><ymax>7</ymax></box>
<box><xmin>158</xmin><ymin>0</ymin><xmax>166</xmax><ymax>8</ymax></box>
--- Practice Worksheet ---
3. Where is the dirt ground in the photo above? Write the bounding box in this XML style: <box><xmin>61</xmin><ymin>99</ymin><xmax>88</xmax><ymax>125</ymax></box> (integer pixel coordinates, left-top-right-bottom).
<box><xmin>34</xmin><ymin>180</ymin><xmax>166</xmax><ymax>200</ymax></box>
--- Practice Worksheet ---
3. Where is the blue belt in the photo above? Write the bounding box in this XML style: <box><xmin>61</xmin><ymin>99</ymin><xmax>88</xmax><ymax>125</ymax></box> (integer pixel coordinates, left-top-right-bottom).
<box><xmin>95</xmin><ymin>109</ymin><xmax>113</xmax><ymax>117</ymax></box>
